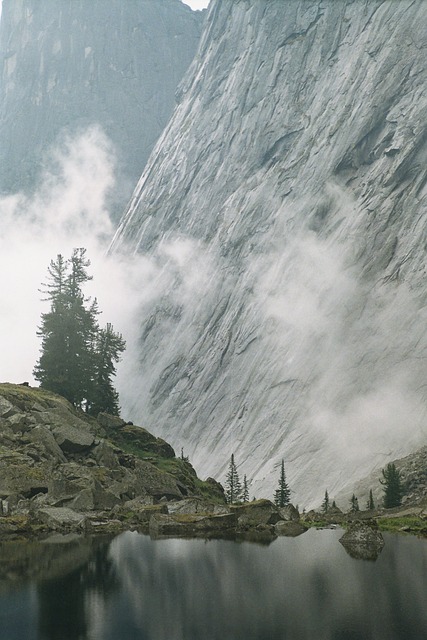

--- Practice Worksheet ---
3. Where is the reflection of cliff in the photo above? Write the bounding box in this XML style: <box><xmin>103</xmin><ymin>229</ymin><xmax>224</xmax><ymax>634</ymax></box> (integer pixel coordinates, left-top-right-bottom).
<box><xmin>97</xmin><ymin>530</ymin><xmax>427</xmax><ymax>640</ymax></box>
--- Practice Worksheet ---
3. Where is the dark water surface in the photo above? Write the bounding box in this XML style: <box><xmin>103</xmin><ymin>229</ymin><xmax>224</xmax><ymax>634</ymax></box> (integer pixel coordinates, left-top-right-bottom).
<box><xmin>0</xmin><ymin>529</ymin><xmax>426</xmax><ymax>640</ymax></box>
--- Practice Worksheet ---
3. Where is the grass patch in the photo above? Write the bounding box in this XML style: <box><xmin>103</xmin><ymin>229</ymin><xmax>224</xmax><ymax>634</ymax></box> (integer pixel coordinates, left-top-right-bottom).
<box><xmin>377</xmin><ymin>516</ymin><xmax>427</xmax><ymax>535</ymax></box>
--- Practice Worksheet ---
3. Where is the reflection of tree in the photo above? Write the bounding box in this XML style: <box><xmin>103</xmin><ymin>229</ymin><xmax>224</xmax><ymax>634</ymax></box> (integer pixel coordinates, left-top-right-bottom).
<box><xmin>37</xmin><ymin>539</ymin><xmax>119</xmax><ymax>640</ymax></box>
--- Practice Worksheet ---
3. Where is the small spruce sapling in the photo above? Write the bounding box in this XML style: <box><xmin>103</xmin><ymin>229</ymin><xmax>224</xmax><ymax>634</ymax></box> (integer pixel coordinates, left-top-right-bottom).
<box><xmin>274</xmin><ymin>459</ymin><xmax>291</xmax><ymax>507</ymax></box>
<box><xmin>366</xmin><ymin>489</ymin><xmax>375</xmax><ymax>511</ymax></box>
<box><xmin>350</xmin><ymin>494</ymin><xmax>359</xmax><ymax>512</ymax></box>
<box><xmin>225</xmin><ymin>453</ymin><xmax>242</xmax><ymax>504</ymax></box>
<box><xmin>242</xmin><ymin>475</ymin><xmax>250</xmax><ymax>502</ymax></box>
<box><xmin>380</xmin><ymin>463</ymin><xmax>404</xmax><ymax>508</ymax></box>
<box><xmin>322</xmin><ymin>490</ymin><xmax>329</xmax><ymax>513</ymax></box>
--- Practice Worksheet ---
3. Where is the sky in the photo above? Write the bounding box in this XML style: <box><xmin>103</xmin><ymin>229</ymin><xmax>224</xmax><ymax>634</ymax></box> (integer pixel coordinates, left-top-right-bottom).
<box><xmin>182</xmin><ymin>0</ymin><xmax>210</xmax><ymax>9</ymax></box>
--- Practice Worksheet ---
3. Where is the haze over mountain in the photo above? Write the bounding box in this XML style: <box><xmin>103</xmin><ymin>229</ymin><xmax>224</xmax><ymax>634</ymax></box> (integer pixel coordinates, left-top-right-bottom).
<box><xmin>0</xmin><ymin>0</ymin><xmax>203</xmax><ymax>212</ymax></box>
<box><xmin>112</xmin><ymin>0</ymin><xmax>427</xmax><ymax>506</ymax></box>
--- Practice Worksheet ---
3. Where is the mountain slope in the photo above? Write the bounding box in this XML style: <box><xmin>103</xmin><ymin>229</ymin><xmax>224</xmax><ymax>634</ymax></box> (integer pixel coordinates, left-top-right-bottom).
<box><xmin>0</xmin><ymin>0</ymin><xmax>203</xmax><ymax>210</ymax></box>
<box><xmin>111</xmin><ymin>0</ymin><xmax>427</xmax><ymax>507</ymax></box>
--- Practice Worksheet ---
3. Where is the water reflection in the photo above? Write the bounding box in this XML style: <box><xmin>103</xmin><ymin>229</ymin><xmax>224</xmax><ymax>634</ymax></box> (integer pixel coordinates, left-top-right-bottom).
<box><xmin>0</xmin><ymin>530</ymin><xmax>426</xmax><ymax>640</ymax></box>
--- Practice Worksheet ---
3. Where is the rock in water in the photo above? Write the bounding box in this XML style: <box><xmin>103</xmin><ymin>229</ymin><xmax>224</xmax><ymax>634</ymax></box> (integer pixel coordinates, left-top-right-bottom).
<box><xmin>0</xmin><ymin>0</ymin><xmax>203</xmax><ymax>206</ymax></box>
<box><xmin>339</xmin><ymin>521</ymin><xmax>385</xmax><ymax>561</ymax></box>
<box><xmin>111</xmin><ymin>0</ymin><xmax>427</xmax><ymax>507</ymax></box>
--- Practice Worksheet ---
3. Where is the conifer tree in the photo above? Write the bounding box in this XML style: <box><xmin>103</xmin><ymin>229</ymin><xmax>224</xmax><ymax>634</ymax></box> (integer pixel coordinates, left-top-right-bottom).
<box><xmin>242</xmin><ymin>475</ymin><xmax>250</xmax><ymax>502</ymax></box>
<box><xmin>349</xmin><ymin>494</ymin><xmax>359</xmax><ymax>512</ymax></box>
<box><xmin>380</xmin><ymin>463</ymin><xmax>404</xmax><ymax>508</ymax></box>
<box><xmin>366</xmin><ymin>489</ymin><xmax>375</xmax><ymax>511</ymax></box>
<box><xmin>225</xmin><ymin>453</ymin><xmax>242</xmax><ymax>504</ymax></box>
<box><xmin>321</xmin><ymin>490</ymin><xmax>329</xmax><ymax>513</ymax></box>
<box><xmin>88</xmin><ymin>323</ymin><xmax>126</xmax><ymax>416</ymax></box>
<box><xmin>274</xmin><ymin>459</ymin><xmax>291</xmax><ymax>507</ymax></box>
<box><xmin>34</xmin><ymin>249</ymin><xmax>125</xmax><ymax>413</ymax></box>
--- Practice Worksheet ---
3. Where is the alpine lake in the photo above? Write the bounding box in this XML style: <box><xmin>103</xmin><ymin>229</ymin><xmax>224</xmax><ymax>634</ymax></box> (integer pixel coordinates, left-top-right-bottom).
<box><xmin>0</xmin><ymin>528</ymin><xmax>426</xmax><ymax>640</ymax></box>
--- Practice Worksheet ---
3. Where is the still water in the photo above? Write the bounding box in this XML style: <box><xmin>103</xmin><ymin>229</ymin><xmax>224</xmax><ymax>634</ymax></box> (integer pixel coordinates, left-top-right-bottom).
<box><xmin>0</xmin><ymin>528</ymin><xmax>426</xmax><ymax>640</ymax></box>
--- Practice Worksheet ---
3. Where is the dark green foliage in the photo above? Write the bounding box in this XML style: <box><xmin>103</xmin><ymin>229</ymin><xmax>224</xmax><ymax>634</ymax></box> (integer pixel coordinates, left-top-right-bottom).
<box><xmin>322</xmin><ymin>490</ymin><xmax>329</xmax><ymax>513</ymax></box>
<box><xmin>242</xmin><ymin>475</ymin><xmax>250</xmax><ymax>502</ymax></box>
<box><xmin>34</xmin><ymin>249</ymin><xmax>125</xmax><ymax>414</ymax></box>
<box><xmin>274</xmin><ymin>459</ymin><xmax>291</xmax><ymax>507</ymax></box>
<box><xmin>366</xmin><ymin>489</ymin><xmax>375</xmax><ymax>510</ymax></box>
<box><xmin>88</xmin><ymin>323</ymin><xmax>126</xmax><ymax>416</ymax></box>
<box><xmin>225</xmin><ymin>453</ymin><xmax>242</xmax><ymax>504</ymax></box>
<box><xmin>349</xmin><ymin>494</ymin><xmax>359</xmax><ymax>512</ymax></box>
<box><xmin>380</xmin><ymin>463</ymin><xmax>404</xmax><ymax>508</ymax></box>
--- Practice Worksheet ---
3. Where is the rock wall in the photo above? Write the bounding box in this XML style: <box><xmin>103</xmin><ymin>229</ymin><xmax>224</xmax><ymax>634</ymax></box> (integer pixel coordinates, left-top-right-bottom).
<box><xmin>111</xmin><ymin>0</ymin><xmax>427</xmax><ymax>507</ymax></box>
<box><xmin>0</xmin><ymin>0</ymin><xmax>204</xmax><ymax>211</ymax></box>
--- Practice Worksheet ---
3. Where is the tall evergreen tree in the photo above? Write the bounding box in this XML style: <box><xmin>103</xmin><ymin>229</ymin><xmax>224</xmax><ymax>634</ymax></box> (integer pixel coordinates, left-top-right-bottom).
<box><xmin>274</xmin><ymin>459</ymin><xmax>291</xmax><ymax>507</ymax></box>
<box><xmin>89</xmin><ymin>323</ymin><xmax>126</xmax><ymax>416</ymax></box>
<box><xmin>380</xmin><ymin>463</ymin><xmax>404</xmax><ymax>508</ymax></box>
<box><xmin>34</xmin><ymin>249</ymin><xmax>125</xmax><ymax>413</ymax></box>
<box><xmin>322</xmin><ymin>490</ymin><xmax>329</xmax><ymax>513</ymax></box>
<box><xmin>349</xmin><ymin>494</ymin><xmax>359</xmax><ymax>512</ymax></box>
<box><xmin>366</xmin><ymin>489</ymin><xmax>375</xmax><ymax>511</ymax></box>
<box><xmin>242</xmin><ymin>475</ymin><xmax>250</xmax><ymax>503</ymax></box>
<box><xmin>225</xmin><ymin>453</ymin><xmax>242</xmax><ymax>504</ymax></box>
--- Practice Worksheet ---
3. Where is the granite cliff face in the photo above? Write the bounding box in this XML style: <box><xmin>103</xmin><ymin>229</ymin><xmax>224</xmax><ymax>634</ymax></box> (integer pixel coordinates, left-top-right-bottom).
<box><xmin>112</xmin><ymin>0</ymin><xmax>427</xmax><ymax>507</ymax></box>
<box><xmin>0</xmin><ymin>0</ymin><xmax>203</xmax><ymax>209</ymax></box>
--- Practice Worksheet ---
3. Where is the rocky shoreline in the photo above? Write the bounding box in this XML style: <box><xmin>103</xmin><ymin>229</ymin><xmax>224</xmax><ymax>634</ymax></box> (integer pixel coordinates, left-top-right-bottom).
<box><xmin>1</xmin><ymin>384</ymin><xmax>426</xmax><ymax>545</ymax></box>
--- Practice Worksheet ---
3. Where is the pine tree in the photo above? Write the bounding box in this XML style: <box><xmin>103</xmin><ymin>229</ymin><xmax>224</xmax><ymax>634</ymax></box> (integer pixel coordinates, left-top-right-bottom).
<box><xmin>88</xmin><ymin>323</ymin><xmax>126</xmax><ymax>416</ymax></box>
<box><xmin>242</xmin><ymin>475</ymin><xmax>250</xmax><ymax>502</ymax></box>
<box><xmin>322</xmin><ymin>490</ymin><xmax>329</xmax><ymax>513</ymax></box>
<box><xmin>34</xmin><ymin>249</ymin><xmax>125</xmax><ymax>413</ymax></box>
<box><xmin>225</xmin><ymin>453</ymin><xmax>242</xmax><ymax>504</ymax></box>
<box><xmin>366</xmin><ymin>489</ymin><xmax>375</xmax><ymax>511</ymax></box>
<box><xmin>349</xmin><ymin>494</ymin><xmax>359</xmax><ymax>512</ymax></box>
<box><xmin>274</xmin><ymin>459</ymin><xmax>291</xmax><ymax>507</ymax></box>
<box><xmin>380</xmin><ymin>463</ymin><xmax>404</xmax><ymax>508</ymax></box>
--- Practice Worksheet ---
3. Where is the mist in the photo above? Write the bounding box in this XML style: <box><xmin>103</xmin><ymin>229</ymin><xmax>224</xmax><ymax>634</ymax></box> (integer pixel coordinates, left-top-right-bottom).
<box><xmin>0</xmin><ymin>126</ymin><xmax>136</xmax><ymax>386</ymax></box>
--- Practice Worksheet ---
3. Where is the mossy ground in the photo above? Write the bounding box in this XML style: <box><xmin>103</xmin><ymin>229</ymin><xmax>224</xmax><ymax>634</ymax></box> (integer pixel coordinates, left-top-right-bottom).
<box><xmin>377</xmin><ymin>516</ymin><xmax>427</xmax><ymax>535</ymax></box>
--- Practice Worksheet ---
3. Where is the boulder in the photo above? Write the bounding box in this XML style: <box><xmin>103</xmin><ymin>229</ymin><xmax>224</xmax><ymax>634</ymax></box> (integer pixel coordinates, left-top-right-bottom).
<box><xmin>149</xmin><ymin>512</ymin><xmax>238</xmax><ymax>538</ymax></box>
<box><xmin>275</xmin><ymin>521</ymin><xmax>307</xmax><ymax>537</ymax></box>
<box><xmin>5</xmin><ymin>413</ymin><xmax>33</xmax><ymax>433</ymax></box>
<box><xmin>232</xmin><ymin>499</ymin><xmax>282</xmax><ymax>527</ymax></box>
<box><xmin>92</xmin><ymin>441</ymin><xmax>119</xmax><ymax>469</ymax></box>
<box><xmin>168</xmin><ymin>498</ymin><xmax>229</xmax><ymax>515</ymax></box>
<box><xmin>0</xmin><ymin>450</ymin><xmax>49</xmax><ymax>498</ymax></box>
<box><xmin>28</xmin><ymin>426</ymin><xmax>67</xmax><ymax>463</ymax></box>
<box><xmin>0</xmin><ymin>396</ymin><xmax>17</xmax><ymax>419</ymax></box>
<box><xmin>278</xmin><ymin>504</ymin><xmax>300</xmax><ymax>522</ymax></box>
<box><xmin>97</xmin><ymin>413</ymin><xmax>126</xmax><ymax>429</ymax></box>
<box><xmin>52</xmin><ymin>424</ymin><xmax>94</xmax><ymax>453</ymax></box>
<box><xmin>133</xmin><ymin>460</ymin><xmax>187</xmax><ymax>500</ymax></box>
<box><xmin>36</xmin><ymin>507</ymin><xmax>87</xmax><ymax>531</ymax></box>
<box><xmin>339</xmin><ymin>521</ymin><xmax>385</xmax><ymax>561</ymax></box>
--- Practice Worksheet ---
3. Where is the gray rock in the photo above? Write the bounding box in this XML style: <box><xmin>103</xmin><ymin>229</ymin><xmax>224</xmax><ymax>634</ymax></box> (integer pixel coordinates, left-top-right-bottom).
<box><xmin>339</xmin><ymin>521</ymin><xmax>385</xmax><ymax>561</ymax></box>
<box><xmin>36</xmin><ymin>507</ymin><xmax>87</xmax><ymax>531</ymax></box>
<box><xmin>111</xmin><ymin>0</ymin><xmax>427</xmax><ymax>507</ymax></box>
<box><xmin>233</xmin><ymin>500</ymin><xmax>281</xmax><ymax>528</ymax></box>
<box><xmin>0</xmin><ymin>396</ymin><xmax>17</xmax><ymax>419</ymax></box>
<box><xmin>52</xmin><ymin>424</ymin><xmax>94</xmax><ymax>453</ymax></box>
<box><xmin>168</xmin><ymin>497</ymin><xmax>229</xmax><ymax>515</ymax></box>
<box><xmin>275</xmin><ymin>521</ymin><xmax>307</xmax><ymax>537</ymax></box>
<box><xmin>92</xmin><ymin>441</ymin><xmax>119</xmax><ymax>469</ymax></box>
<box><xmin>149</xmin><ymin>512</ymin><xmax>238</xmax><ymax>538</ymax></box>
<box><xmin>278</xmin><ymin>504</ymin><xmax>300</xmax><ymax>522</ymax></box>
<box><xmin>97</xmin><ymin>413</ymin><xmax>126</xmax><ymax>430</ymax></box>
<box><xmin>28</xmin><ymin>426</ymin><xmax>67</xmax><ymax>463</ymax></box>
